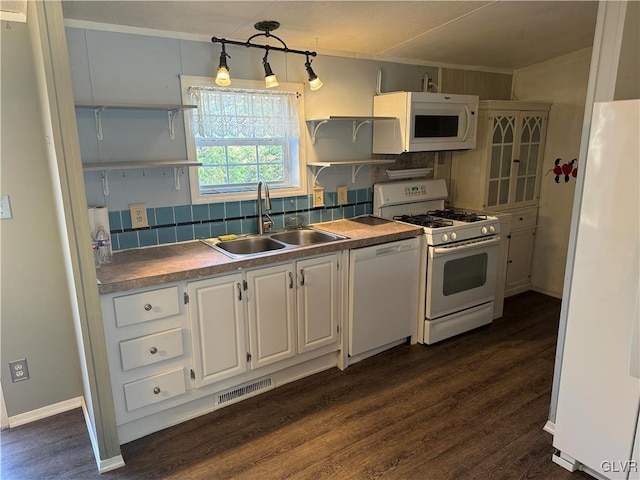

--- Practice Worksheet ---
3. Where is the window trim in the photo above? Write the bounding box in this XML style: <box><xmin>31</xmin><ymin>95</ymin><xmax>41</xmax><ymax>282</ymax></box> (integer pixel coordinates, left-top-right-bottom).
<box><xmin>180</xmin><ymin>75</ymin><xmax>308</xmax><ymax>204</ymax></box>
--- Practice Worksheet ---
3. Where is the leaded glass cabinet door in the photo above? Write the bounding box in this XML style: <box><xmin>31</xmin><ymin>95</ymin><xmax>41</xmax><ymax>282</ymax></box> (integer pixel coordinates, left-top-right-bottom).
<box><xmin>514</xmin><ymin>113</ymin><xmax>546</xmax><ymax>206</ymax></box>
<box><xmin>487</xmin><ymin>114</ymin><xmax>517</xmax><ymax>208</ymax></box>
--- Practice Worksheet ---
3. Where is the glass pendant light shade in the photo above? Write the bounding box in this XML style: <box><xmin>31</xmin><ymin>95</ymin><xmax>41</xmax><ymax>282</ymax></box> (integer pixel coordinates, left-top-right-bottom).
<box><xmin>265</xmin><ymin>74</ymin><xmax>279</xmax><ymax>88</ymax></box>
<box><xmin>263</xmin><ymin>50</ymin><xmax>279</xmax><ymax>88</ymax></box>
<box><xmin>309</xmin><ymin>76</ymin><xmax>323</xmax><ymax>91</ymax></box>
<box><xmin>215</xmin><ymin>46</ymin><xmax>231</xmax><ymax>86</ymax></box>
<box><xmin>215</xmin><ymin>66</ymin><xmax>231</xmax><ymax>86</ymax></box>
<box><xmin>305</xmin><ymin>58</ymin><xmax>323</xmax><ymax>91</ymax></box>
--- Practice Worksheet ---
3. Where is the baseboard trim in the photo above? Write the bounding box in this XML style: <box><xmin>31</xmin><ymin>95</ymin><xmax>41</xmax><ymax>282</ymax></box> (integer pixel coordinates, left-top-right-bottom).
<box><xmin>7</xmin><ymin>396</ymin><xmax>83</xmax><ymax>428</ymax></box>
<box><xmin>543</xmin><ymin>420</ymin><xmax>555</xmax><ymax>435</ymax></box>
<box><xmin>80</xmin><ymin>398</ymin><xmax>126</xmax><ymax>473</ymax></box>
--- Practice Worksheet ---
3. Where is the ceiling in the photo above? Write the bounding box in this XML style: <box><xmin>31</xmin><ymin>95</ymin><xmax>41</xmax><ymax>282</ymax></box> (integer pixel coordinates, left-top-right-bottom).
<box><xmin>61</xmin><ymin>1</ymin><xmax>599</xmax><ymax>71</ymax></box>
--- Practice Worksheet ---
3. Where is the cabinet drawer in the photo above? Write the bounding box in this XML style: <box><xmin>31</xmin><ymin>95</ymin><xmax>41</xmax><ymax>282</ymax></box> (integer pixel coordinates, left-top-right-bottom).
<box><xmin>508</xmin><ymin>206</ymin><xmax>538</xmax><ymax>230</ymax></box>
<box><xmin>114</xmin><ymin>286</ymin><xmax>180</xmax><ymax>327</ymax></box>
<box><xmin>119</xmin><ymin>328</ymin><xmax>183</xmax><ymax>371</ymax></box>
<box><xmin>123</xmin><ymin>368</ymin><xmax>186</xmax><ymax>412</ymax></box>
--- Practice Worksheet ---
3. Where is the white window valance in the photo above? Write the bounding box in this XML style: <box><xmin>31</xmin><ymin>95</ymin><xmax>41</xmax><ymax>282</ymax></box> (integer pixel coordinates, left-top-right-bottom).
<box><xmin>188</xmin><ymin>86</ymin><xmax>300</xmax><ymax>140</ymax></box>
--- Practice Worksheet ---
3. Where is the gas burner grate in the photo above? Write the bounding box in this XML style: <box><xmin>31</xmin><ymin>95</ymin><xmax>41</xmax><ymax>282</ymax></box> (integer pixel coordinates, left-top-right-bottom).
<box><xmin>427</xmin><ymin>209</ymin><xmax>488</xmax><ymax>223</ymax></box>
<box><xmin>393</xmin><ymin>214</ymin><xmax>454</xmax><ymax>228</ymax></box>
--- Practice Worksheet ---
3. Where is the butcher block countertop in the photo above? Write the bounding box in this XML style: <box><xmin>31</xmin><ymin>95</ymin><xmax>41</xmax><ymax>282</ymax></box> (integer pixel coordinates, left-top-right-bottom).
<box><xmin>96</xmin><ymin>217</ymin><xmax>423</xmax><ymax>295</ymax></box>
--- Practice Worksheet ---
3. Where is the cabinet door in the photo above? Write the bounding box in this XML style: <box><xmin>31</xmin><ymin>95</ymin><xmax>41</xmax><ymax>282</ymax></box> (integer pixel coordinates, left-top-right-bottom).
<box><xmin>486</xmin><ymin>112</ymin><xmax>518</xmax><ymax>209</ymax></box>
<box><xmin>485</xmin><ymin>110</ymin><xmax>547</xmax><ymax>210</ymax></box>
<box><xmin>297</xmin><ymin>254</ymin><xmax>340</xmax><ymax>354</ymax></box>
<box><xmin>512</xmin><ymin>112</ymin><xmax>547</xmax><ymax>207</ymax></box>
<box><xmin>247</xmin><ymin>263</ymin><xmax>296</xmax><ymax>369</ymax></box>
<box><xmin>188</xmin><ymin>273</ymin><xmax>247</xmax><ymax>387</ymax></box>
<box><xmin>505</xmin><ymin>227</ymin><xmax>536</xmax><ymax>297</ymax></box>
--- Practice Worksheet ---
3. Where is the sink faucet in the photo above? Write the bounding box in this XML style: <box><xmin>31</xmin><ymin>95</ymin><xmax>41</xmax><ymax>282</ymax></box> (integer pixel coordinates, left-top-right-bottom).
<box><xmin>257</xmin><ymin>180</ymin><xmax>273</xmax><ymax>234</ymax></box>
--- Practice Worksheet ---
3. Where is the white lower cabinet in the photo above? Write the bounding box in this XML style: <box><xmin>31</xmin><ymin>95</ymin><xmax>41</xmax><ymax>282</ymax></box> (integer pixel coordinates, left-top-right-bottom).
<box><xmin>102</xmin><ymin>252</ymin><xmax>342</xmax><ymax>442</ymax></box>
<box><xmin>246</xmin><ymin>263</ymin><xmax>296</xmax><ymax>369</ymax></box>
<box><xmin>297</xmin><ymin>255</ymin><xmax>340</xmax><ymax>353</ymax></box>
<box><xmin>100</xmin><ymin>284</ymin><xmax>192</xmax><ymax>423</ymax></box>
<box><xmin>187</xmin><ymin>272</ymin><xmax>247</xmax><ymax>388</ymax></box>
<box><xmin>505</xmin><ymin>223</ymin><xmax>537</xmax><ymax>297</ymax></box>
<box><xmin>187</xmin><ymin>253</ymin><xmax>341</xmax><ymax>388</ymax></box>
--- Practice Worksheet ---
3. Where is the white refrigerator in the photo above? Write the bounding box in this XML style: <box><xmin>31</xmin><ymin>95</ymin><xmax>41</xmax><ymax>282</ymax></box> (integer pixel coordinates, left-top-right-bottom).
<box><xmin>551</xmin><ymin>99</ymin><xmax>640</xmax><ymax>479</ymax></box>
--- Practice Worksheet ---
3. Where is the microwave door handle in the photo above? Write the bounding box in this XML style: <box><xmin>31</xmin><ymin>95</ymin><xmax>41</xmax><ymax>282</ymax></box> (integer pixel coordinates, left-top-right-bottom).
<box><xmin>432</xmin><ymin>236</ymin><xmax>501</xmax><ymax>255</ymax></box>
<box><xmin>461</xmin><ymin>105</ymin><xmax>471</xmax><ymax>141</ymax></box>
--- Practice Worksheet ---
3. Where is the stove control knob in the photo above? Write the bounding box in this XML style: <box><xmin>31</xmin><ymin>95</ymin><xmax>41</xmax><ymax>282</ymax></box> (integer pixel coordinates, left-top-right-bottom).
<box><xmin>450</xmin><ymin>232</ymin><xmax>457</xmax><ymax>241</ymax></box>
<box><xmin>489</xmin><ymin>225</ymin><xmax>496</xmax><ymax>233</ymax></box>
<box><xmin>481</xmin><ymin>226</ymin><xmax>488</xmax><ymax>235</ymax></box>
<box><xmin>441</xmin><ymin>233</ymin><xmax>449</xmax><ymax>242</ymax></box>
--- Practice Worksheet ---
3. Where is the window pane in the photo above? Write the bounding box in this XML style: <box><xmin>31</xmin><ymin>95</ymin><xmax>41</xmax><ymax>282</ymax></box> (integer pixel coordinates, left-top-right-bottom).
<box><xmin>259</xmin><ymin>164</ymin><xmax>284</xmax><ymax>182</ymax></box>
<box><xmin>488</xmin><ymin>180</ymin><xmax>498</xmax><ymax>206</ymax></box>
<box><xmin>199</xmin><ymin>166</ymin><xmax>228</xmax><ymax>185</ymax></box>
<box><xmin>501</xmin><ymin>145</ymin><xmax>512</xmax><ymax>177</ymax></box>
<box><xmin>228</xmin><ymin>165</ymin><xmax>258</xmax><ymax>184</ymax></box>
<box><xmin>490</xmin><ymin>146</ymin><xmax>501</xmax><ymax>179</ymax></box>
<box><xmin>525</xmin><ymin>176</ymin><xmax>535</xmax><ymax>200</ymax></box>
<box><xmin>499</xmin><ymin>179</ymin><xmax>510</xmax><ymax>204</ymax></box>
<box><xmin>258</xmin><ymin>145</ymin><xmax>283</xmax><ymax>164</ymax></box>
<box><xmin>196</xmin><ymin>145</ymin><xmax>226</xmax><ymax>165</ymax></box>
<box><xmin>227</xmin><ymin>145</ymin><xmax>257</xmax><ymax>165</ymax></box>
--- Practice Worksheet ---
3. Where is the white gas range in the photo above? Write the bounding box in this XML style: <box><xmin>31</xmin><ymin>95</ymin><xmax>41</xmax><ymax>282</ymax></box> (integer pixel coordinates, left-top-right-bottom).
<box><xmin>373</xmin><ymin>179</ymin><xmax>501</xmax><ymax>344</ymax></box>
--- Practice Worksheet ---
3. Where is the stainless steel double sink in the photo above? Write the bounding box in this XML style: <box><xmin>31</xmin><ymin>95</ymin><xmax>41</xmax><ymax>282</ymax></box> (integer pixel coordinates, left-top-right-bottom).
<box><xmin>201</xmin><ymin>227</ymin><xmax>348</xmax><ymax>258</ymax></box>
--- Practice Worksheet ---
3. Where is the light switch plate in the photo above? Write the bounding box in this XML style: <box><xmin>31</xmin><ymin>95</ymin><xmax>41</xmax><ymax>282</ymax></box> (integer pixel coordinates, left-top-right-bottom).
<box><xmin>130</xmin><ymin>203</ymin><xmax>149</xmax><ymax>228</ymax></box>
<box><xmin>312</xmin><ymin>187</ymin><xmax>325</xmax><ymax>207</ymax></box>
<box><xmin>337</xmin><ymin>186</ymin><xmax>348</xmax><ymax>206</ymax></box>
<box><xmin>0</xmin><ymin>194</ymin><xmax>12</xmax><ymax>219</ymax></box>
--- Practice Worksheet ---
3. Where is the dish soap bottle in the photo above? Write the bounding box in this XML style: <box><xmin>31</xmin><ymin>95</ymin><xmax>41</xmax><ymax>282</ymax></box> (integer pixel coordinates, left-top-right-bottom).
<box><xmin>95</xmin><ymin>226</ymin><xmax>112</xmax><ymax>265</ymax></box>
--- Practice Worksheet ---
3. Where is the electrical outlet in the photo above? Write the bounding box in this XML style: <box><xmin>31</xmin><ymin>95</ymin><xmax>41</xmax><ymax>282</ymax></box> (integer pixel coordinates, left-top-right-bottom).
<box><xmin>130</xmin><ymin>203</ymin><xmax>149</xmax><ymax>229</ymax></box>
<box><xmin>312</xmin><ymin>187</ymin><xmax>325</xmax><ymax>207</ymax></box>
<box><xmin>0</xmin><ymin>194</ymin><xmax>12</xmax><ymax>219</ymax></box>
<box><xmin>9</xmin><ymin>359</ymin><xmax>29</xmax><ymax>382</ymax></box>
<box><xmin>337</xmin><ymin>186</ymin><xmax>348</xmax><ymax>206</ymax></box>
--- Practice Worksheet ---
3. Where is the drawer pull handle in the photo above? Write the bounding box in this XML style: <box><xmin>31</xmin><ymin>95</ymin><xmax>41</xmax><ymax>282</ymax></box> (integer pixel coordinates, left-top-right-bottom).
<box><xmin>300</xmin><ymin>269</ymin><xmax>305</xmax><ymax>286</ymax></box>
<box><xmin>288</xmin><ymin>272</ymin><xmax>293</xmax><ymax>289</ymax></box>
<box><xmin>153</xmin><ymin>387</ymin><xmax>161</xmax><ymax>395</ymax></box>
<box><xmin>144</xmin><ymin>303</ymin><xmax>152</xmax><ymax>311</ymax></box>
<box><xmin>149</xmin><ymin>346</ymin><xmax>158</xmax><ymax>354</ymax></box>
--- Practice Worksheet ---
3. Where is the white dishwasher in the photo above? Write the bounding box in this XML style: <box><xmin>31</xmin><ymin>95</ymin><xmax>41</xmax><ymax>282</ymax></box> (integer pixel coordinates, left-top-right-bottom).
<box><xmin>348</xmin><ymin>236</ymin><xmax>422</xmax><ymax>358</ymax></box>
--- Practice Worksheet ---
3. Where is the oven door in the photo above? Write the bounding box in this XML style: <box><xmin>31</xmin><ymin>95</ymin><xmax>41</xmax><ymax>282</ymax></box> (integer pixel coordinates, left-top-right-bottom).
<box><xmin>426</xmin><ymin>236</ymin><xmax>500</xmax><ymax>319</ymax></box>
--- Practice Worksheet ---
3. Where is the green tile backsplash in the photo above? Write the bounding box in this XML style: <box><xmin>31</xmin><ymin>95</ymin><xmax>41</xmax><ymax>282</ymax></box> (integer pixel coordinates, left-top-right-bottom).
<box><xmin>109</xmin><ymin>188</ymin><xmax>372</xmax><ymax>251</ymax></box>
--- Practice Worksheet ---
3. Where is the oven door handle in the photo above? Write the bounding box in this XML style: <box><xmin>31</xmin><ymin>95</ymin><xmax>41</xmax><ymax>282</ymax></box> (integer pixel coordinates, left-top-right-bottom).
<box><xmin>432</xmin><ymin>236</ymin><xmax>501</xmax><ymax>254</ymax></box>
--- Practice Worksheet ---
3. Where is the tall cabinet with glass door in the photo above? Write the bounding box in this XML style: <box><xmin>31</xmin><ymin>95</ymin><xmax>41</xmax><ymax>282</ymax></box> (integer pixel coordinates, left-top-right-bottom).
<box><xmin>449</xmin><ymin>101</ymin><xmax>551</xmax><ymax>298</ymax></box>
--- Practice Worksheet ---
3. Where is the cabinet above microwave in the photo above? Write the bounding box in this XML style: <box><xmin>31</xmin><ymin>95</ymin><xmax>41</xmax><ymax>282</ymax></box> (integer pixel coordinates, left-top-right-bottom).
<box><xmin>372</xmin><ymin>92</ymin><xmax>479</xmax><ymax>153</ymax></box>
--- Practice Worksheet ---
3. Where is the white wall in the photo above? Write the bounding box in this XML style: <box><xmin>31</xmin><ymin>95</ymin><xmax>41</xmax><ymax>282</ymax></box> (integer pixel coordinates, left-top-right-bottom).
<box><xmin>512</xmin><ymin>48</ymin><xmax>592</xmax><ymax>298</ymax></box>
<box><xmin>0</xmin><ymin>19</ymin><xmax>83</xmax><ymax>416</ymax></box>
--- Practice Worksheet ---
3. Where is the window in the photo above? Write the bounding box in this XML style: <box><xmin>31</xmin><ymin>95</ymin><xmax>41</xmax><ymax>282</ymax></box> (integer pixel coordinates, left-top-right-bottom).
<box><xmin>181</xmin><ymin>76</ymin><xmax>307</xmax><ymax>204</ymax></box>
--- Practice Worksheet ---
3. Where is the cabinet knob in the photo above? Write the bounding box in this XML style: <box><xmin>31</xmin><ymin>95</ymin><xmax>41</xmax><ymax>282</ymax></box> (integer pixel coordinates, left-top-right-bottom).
<box><xmin>153</xmin><ymin>387</ymin><xmax>161</xmax><ymax>395</ymax></box>
<box><xmin>513</xmin><ymin>159</ymin><xmax>520</xmax><ymax>163</ymax></box>
<box><xmin>149</xmin><ymin>346</ymin><xmax>158</xmax><ymax>354</ymax></box>
<box><xmin>144</xmin><ymin>303</ymin><xmax>152</xmax><ymax>311</ymax></box>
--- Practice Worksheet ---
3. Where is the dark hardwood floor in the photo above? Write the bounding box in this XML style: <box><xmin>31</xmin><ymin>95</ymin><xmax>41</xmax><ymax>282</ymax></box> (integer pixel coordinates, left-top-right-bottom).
<box><xmin>1</xmin><ymin>291</ymin><xmax>593</xmax><ymax>480</ymax></box>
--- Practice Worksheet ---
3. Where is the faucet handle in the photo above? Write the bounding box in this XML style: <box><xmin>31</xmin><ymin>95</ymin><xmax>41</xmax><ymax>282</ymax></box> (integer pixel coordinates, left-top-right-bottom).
<box><xmin>263</xmin><ymin>214</ymin><xmax>274</xmax><ymax>232</ymax></box>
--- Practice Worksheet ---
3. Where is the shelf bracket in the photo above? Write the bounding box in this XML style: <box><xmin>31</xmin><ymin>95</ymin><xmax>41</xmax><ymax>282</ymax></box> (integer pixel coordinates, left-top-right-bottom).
<box><xmin>100</xmin><ymin>170</ymin><xmax>110</xmax><ymax>196</ymax></box>
<box><xmin>310</xmin><ymin>164</ymin><xmax>330</xmax><ymax>186</ymax></box>
<box><xmin>352</xmin><ymin>120</ymin><xmax>371</xmax><ymax>143</ymax></box>
<box><xmin>173</xmin><ymin>166</ymin><xmax>184</xmax><ymax>190</ymax></box>
<box><xmin>310</xmin><ymin>120</ymin><xmax>328</xmax><ymax>146</ymax></box>
<box><xmin>351</xmin><ymin>164</ymin><xmax>367</xmax><ymax>183</ymax></box>
<box><xmin>93</xmin><ymin>107</ymin><xmax>106</xmax><ymax>140</ymax></box>
<box><xmin>168</xmin><ymin>110</ymin><xmax>180</xmax><ymax>140</ymax></box>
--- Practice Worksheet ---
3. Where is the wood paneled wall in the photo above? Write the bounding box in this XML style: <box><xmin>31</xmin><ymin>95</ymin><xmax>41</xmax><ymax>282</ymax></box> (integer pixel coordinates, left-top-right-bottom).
<box><xmin>441</xmin><ymin>68</ymin><xmax>513</xmax><ymax>99</ymax></box>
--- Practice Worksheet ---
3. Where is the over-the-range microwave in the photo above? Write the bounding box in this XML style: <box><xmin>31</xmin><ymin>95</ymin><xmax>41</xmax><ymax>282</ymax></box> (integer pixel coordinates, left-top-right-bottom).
<box><xmin>372</xmin><ymin>91</ymin><xmax>479</xmax><ymax>153</ymax></box>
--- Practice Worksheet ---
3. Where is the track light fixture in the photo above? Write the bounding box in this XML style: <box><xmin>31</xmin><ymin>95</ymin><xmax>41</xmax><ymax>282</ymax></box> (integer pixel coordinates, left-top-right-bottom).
<box><xmin>262</xmin><ymin>48</ymin><xmax>279</xmax><ymax>88</ymax></box>
<box><xmin>212</xmin><ymin>20</ymin><xmax>322</xmax><ymax>90</ymax></box>
<box><xmin>305</xmin><ymin>54</ymin><xmax>323</xmax><ymax>91</ymax></box>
